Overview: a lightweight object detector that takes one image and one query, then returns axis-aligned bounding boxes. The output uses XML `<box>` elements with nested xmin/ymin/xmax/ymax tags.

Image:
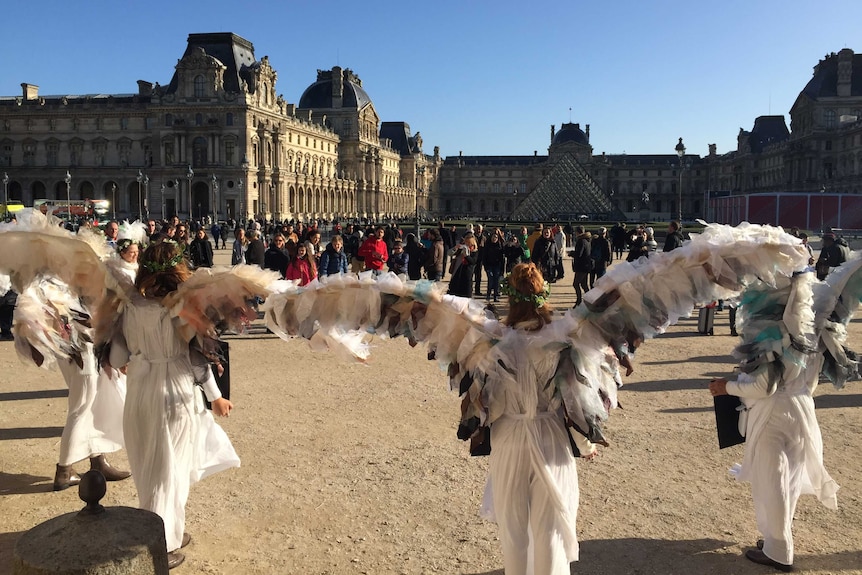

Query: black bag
<box><xmin>698</xmin><ymin>306</ymin><xmax>715</xmax><ymax>335</ymax></box>
<box><xmin>714</xmin><ymin>395</ymin><xmax>745</xmax><ymax>449</ymax></box>
<box><xmin>204</xmin><ymin>340</ymin><xmax>231</xmax><ymax>410</ymax></box>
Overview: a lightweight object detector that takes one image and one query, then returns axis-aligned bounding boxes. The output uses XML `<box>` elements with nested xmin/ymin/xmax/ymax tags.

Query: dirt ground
<box><xmin>1</xmin><ymin>249</ymin><xmax>861</xmax><ymax>575</ymax></box>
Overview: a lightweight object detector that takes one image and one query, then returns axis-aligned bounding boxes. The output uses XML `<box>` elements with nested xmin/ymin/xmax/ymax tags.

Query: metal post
<box><xmin>211</xmin><ymin>173</ymin><xmax>219</xmax><ymax>223</ymax></box>
<box><xmin>144</xmin><ymin>174</ymin><xmax>149</xmax><ymax>219</ymax></box>
<box><xmin>136</xmin><ymin>170</ymin><xmax>143</xmax><ymax>221</ymax></box>
<box><xmin>675</xmin><ymin>137</ymin><xmax>686</xmax><ymax>222</ymax></box>
<box><xmin>160</xmin><ymin>183</ymin><xmax>166</xmax><ymax>221</ymax></box>
<box><xmin>64</xmin><ymin>171</ymin><xmax>72</xmax><ymax>224</ymax></box>
<box><xmin>820</xmin><ymin>184</ymin><xmax>825</xmax><ymax>233</ymax></box>
<box><xmin>111</xmin><ymin>183</ymin><xmax>116</xmax><ymax>221</ymax></box>
<box><xmin>186</xmin><ymin>165</ymin><xmax>194</xmax><ymax>222</ymax></box>
<box><xmin>2</xmin><ymin>172</ymin><xmax>8</xmax><ymax>221</ymax></box>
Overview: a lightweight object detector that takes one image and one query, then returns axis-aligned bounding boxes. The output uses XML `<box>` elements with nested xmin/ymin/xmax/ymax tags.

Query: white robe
<box><xmin>478</xmin><ymin>332</ymin><xmax>590</xmax><ymax>575</ymax></box>
<box><xmin>727</xmin><ymin>357</ymin><xmax>839</xmax><ymax>565</ymax></box>
<box><xmin>112</xmin><ymin>296</ymin><xmax>239</xmax><ymax>553</ymax></box>
<box><xmin>56</xmin><ymin>343</ymin><xmax>125</xmax><ymax>465</ymax></box>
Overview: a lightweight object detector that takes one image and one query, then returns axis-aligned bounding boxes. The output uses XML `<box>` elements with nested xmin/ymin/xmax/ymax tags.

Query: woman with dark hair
<box><xmin>447</xmin><ymin>233</ymin><xmax>478</xmax><ymax>297</ymax></box>
<box><xmin>109</xmin><ymin>240</ymin><xmax>238</xmax><ymax>569</ymax></box>
<box><xmin>285</xmin><ymin>241</ymin><xmax>318</xmax><ymax>286</ymax></box>
<box><xmin>188</xmin><ymin>228</ymin><xmax>214</xmax><ymax>268</ymax></box>
<box><xmin>404</xmin><ymin>233</ymin><xmax>426</xmax><ymax>280</ymax></box>
<box><xmin>424</xmin><ymin>228</ymin><xmax>445</xmax><ymax>281</ymax></box>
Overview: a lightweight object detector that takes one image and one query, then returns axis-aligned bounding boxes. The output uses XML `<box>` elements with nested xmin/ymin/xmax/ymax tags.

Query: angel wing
<box><xmin>261</xmin><ymin>222</ymin><xmax>810</xmax><ymax>449</ymax></box>
<box><xmin>812</xmin><ymin>252</ymin><xmax>862</xmax><ymax>387</ymax></box>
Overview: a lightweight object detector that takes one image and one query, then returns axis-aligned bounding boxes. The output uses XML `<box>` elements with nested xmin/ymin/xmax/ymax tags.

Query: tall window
<box><xmin>493</xmin><ymin>182</ymin><xmax>500</xmax><ymax>194</ymax></box>
<box><xmin>479</xmin><ymin>183</ymin><xmax>486</xmax><ymax>194</ymax></box>
<box><xmin>22</xmin><ymin>143</ymin><xmax>35</xmax><ymax>167</ymax></box>
<box><xmin>194</xmin><ymin>75</ymin><xmax>206</xmax><ymax>98</ymax></box>
<box><xmin>225</xmin><ymin>141</ymin><xmax>235</xmax><ymax>166</ymax></box>
<box><xmin>825</xmin><ymin>109</ymin><xmax>837</xmax><ymax>129</ymax></box>
<box><xmin>193</xmin><ymin>137</ymin><xmax>208</xmax><ymax>167</ymax></box>
<box><xmin>165</xmin><ymin>113</ymin><xmax>173</xmax><ymax>127</ymax></box>
<box><xmin>195</xmin><ymin>113</ymin><xmax>203</xmax><ymax>127</ymax></box>
<box><xmin>46</xmin><ymin>143</ymin><xmax>59</xmax><ymax>167</ymax></box>
<box><xmin>226</xmin><ymin>113</ymin><xmax>234</xmax><ymax>126</ymax></box>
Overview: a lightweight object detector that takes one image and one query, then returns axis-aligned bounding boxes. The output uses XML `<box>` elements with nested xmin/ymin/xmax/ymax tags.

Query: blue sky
<box><xmin>2</xmin><ymin>0</ymin><xmax>860</xmax><ymax>159</ymax></box>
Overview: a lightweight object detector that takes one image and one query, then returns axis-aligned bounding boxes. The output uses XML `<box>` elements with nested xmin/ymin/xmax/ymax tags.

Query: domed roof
<box><xmin>553</xmin><ymin>123</ymin><xmax>589</xmax><ymax>145</ymax></box>
<box><xmin>299</xmin><ymin>66</ymin><xmax>372</xmax><ymax>110</ymax></box>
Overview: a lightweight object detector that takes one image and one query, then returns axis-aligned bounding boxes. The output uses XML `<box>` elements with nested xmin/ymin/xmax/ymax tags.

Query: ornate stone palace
<box><xmin>0</xmin><ymin>32</ymin><xmax>439</xmax><ymax>223</ymax></box>
<box><xmin>1</xmin><ymin>35</ymin><xmax>861</xmax><ymax>224</ymax></box>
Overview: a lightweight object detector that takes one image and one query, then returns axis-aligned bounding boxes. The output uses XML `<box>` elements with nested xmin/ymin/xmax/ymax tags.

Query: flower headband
<box><xmin>116</xmin><ymin>238</ymin><xmax>136</xmax><ymax>253</ymax></box>
<box><xmin>499</xmin><ymin>274</ymin><xmax>550</xmax><ymax>308</ymax></box>
<box><xmin>140</xmin><ymin>240</ymin><xmax>184</xmax><ymax>272</ymax></box>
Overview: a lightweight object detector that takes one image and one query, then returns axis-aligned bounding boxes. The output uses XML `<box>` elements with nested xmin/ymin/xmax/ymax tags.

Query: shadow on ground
<box><xmin>0</xmin><ymin>426</ymin><xmax>63</xmax><ymax>441</ymax></box>
<box><xmin>0</xmin><ymin>389</ymin><xmax>67</xmax><ymax>402</ymax></box>
<box><xmin>0</xmin><ymin>472</ymin><xmax>52</xmax><ymax>495</ymax></box>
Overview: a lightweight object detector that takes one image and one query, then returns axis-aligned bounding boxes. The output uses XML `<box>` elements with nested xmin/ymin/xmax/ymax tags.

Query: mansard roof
<box><xmin>801</xmin><ymin>48</ymin><xmax>862</xmax><ymax>99</ymax></box>
<box><xmin>166</xmin><ymin>32</ymin><xmax>257</xmax><ymax>94</ymax></box>
<box><xmin>747</xmin><ymin>116</ymin><xmax>790</xmax><ymax>153</ymax></box>
<box><xmin>379</xmin><ymin>122</ymin><xmax>419</xmax><ymax>156</ymax></box>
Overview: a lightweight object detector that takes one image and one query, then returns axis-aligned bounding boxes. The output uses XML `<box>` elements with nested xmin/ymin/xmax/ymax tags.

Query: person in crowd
<box><xmin>815</xmin><ymin>232</ymin><xmax>846</xmax><ymax>281</ymax></box>
<box><xmin>799</xmin><ymin>232</ymin><xmax>815</xmax><ymax>266</ymax></box>
<box><xmin>188</xmin><ymin>228</ymin><xmax>214</xmax><ymax>269</ymax></box>
<box><xmin>570</xmin><ymin>226</ymin><xmax>592</xmax><ymax>307</ymax></box>
<box><xmin>486</xmin><ymin>262</ymin><xmax>596</xmax><ymax>575</ymax></box>
<box><xmin>318</xmin><ymin>235</ymin><xmax>349</xmax><ymax>278</ymax></box>
<box><xmin>626</xmin><ymin>227</ymin><xmax>649</xmax><ymax>262</ymax></box>
<box><xmin>387</xmin><ymin>240</ymin><xmax>409</xmax><ymax>276</ymax></box>
<box><xmin>448</xmin><ymin>233</ymin><xmax>479</xmax><ymax>297</ymax></box>
<box><xmin>146</xmin><ymin>219</ymin><xmax>158</xmax><ymax>240</ymax></box>
<box><xmin>210</xmin><ymin>222</ymin><xmax>222</xmax><ymax>250</ymax></box>
<box><xmin>425</xmin><ymin>228</ymin><xmax>445</xmax><ymax>281</ymax></box>
<box><xmin>610</xmin><ymin>222</ymin><xmax>627</xmax><ymax>260</ymax></box>
<box><xmin>175</xmin><ymin>224</ymin><xmax>191</xmax><ymax>246</ymax></box>
<box><xmin>644</xmin><ymin>227</ymin><xmax>658</xmax><ymax>252</ymax></box>
<box><xmin>231</xmin><ymin>228</ymin><xmax>247</xmax><ymax>266</ymax></box>
<box><xmin>108</xmin><ymin>241</ymin><xmax>237</xmax><ymax>569</ymax></box>
<box><xmin>663</xmin><ymin>220</ymin><xmax>685</xmax><ymax>252</ymax></box>
<box><xmin>404</xmin><ymin>233</ymin><xmax>426</xmax><ymax>280</ymax></box>
<box><xmin>358</xmin><ymin>226</ymin><xmax>389</xmax><ymax>275</ymax></box>
<box><xmin>285</xmin><ymin>242</ymin><xmax>318</xmax><ymax>286</ymax></box>
<box><xmin>526</xmin><ymin>224</ymin><xmax>543</xmax><ymax>255</ymax></box>
<box><xmin>531</xmin><ymin>226</ymin><xmax>560</xmax><ymax>285</ymax></box>
<box><xmin>244</xmin><ymin>229</ymin><xmax>266</xmax><ymax>268</ymax></box>
<box><xmin>517</xmin><ymin>226</ymin><xmax>531</xmax><ymax>263</ymax></box>
<box><xmin>504</xmin><ymin>234</ymin><xmax>526</xmax><ymax>273</ymax></box>
<box><xmin>483</xmin><ymin>228</ymin><xmax>505</xmax><ymax>302</ymax></box>
<box><xmin>473</xmin><ymin>224</ymin><xmax>487</xmax><ymax>296</ymax></box>
<box><xmin>264</xmin><ymin>233</ymin><xmax>291</xmax><ymax>279</ymax></box>
<box><xmin>589</xmin><ymin>227</ymin><xmax>612</xmax><ymax>289</ymax></box>
<box><xmin>438</xmin><ymin>223</ymin><xmax>454</xmax><ymax>280</ymax></box>
<box><xmin>553</xmin><ymin>225</ymin><xmax>567</xmax><ymax>280</ymax></box>
<box><xmin>105</xmin><ymin>221</ymin><xmax>120</xmax><ymax>249</ymax></box>
<box><xmin>0</xmin><ymin>282</ymin><xmax>15</xmax><ymax>341</ymax></box>
<box><xmin>307</xmin><ymin>229</ymin><xmax>323</xmax><ymax>264</ymax></box>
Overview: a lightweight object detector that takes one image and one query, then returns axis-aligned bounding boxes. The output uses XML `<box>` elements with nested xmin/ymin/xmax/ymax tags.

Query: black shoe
<box><xmin>757</xmin><ymin>539</ymin><xmax>764</xmax><ymax>550</ymax></box>
<box><xmin>0</xmin><ymin>332</ymin><xmax>13</xmax><ymax>341</ymax></box>
<box><xmin>730</xmin><ymin>330</ymin><xmax>739</xmax><ymax>337</ymax></box>
<box><xmin>167</xmin><ymin>551</ymin><xmax>185</xmax><ymax>569</ymax></box>
<box><xmin>745</xmin><ymin>549</ymin><xmax>793</xmax><ymax>572</ymax></box>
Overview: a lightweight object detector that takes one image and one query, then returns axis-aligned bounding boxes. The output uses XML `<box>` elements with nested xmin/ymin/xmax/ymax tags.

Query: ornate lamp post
<box><xmin>64</xmin><ymin>171</ymin><xmax>72</xmax><ymax>223</ymax></box>
<box><xmin>240</xmin><ymin>154</ymin><xmax>249</xmax><ymax>225</ymax></box>
<box><xmin>136</xmin><ymin>170</ymin><xmax>144</xmax><ymax>221</ymax></box>
<box><xmin>111</xmin><ymin>183</ymin><xmax>116</xmax><ymax>220</ymax></box>
<box><xmin>143</xmin><ymin>173</ymin><xmax>149</xmax><ymax>219</ymax></box>
<box><xmin>211</xmin><ymin>173</ymin><xmax>219</xmax><ymax>223</ymax></box>
<box><xmin>675</xmin><ymin>137</ymin><xmax>686</xmax><ymax>222</ymax></box>
<box><xmin>415</xmin><ymin>165</ymin><xmax>425</xmax><ymax>237</ymax></box>
<box><xmin>820</xmin><ymin>184</ymin><xmax>826</xmax><ymax>233</ymax></box>
<box><xmin>2</xmin><ymin>172</ymin><xmax>8</xmax><ymax>221</ymax></box>
<box><xmin>185</xmin><ymin>165</ymin><xmax>194</xmax><ymax>222</ymax></box>
<box><xmin>160</xmin><ymin>183</ymin><xmax>166</xmax><ymax>221</ymax></box>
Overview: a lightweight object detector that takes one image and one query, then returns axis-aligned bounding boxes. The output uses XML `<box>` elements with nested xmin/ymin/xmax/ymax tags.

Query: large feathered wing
<box><xmin>812</xmin><ymin>252</ymin><xmax>862</xmax><ymax>387</ymax></box>
<box><xmin>262</xmin><ymin>223</ymin><xmax>811</xmax><ymax>448</ymax></box>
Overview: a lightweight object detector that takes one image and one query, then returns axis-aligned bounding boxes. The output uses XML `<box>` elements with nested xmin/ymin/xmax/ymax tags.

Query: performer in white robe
<box><xmin>710</xmin><ymin>272</ymin><xmax>839</xmax><ymax>572</ymax></box>
<box><xmin>109</xmin><ymin>241</ymin><xmax>239</xmax><ymax>569</ymax></box>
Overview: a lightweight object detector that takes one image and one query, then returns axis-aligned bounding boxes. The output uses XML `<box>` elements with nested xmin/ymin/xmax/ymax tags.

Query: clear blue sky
<box><xmin>2</xmin><ymin>0</ymin><xmax>860</xmax><ymax>159</ymax></box>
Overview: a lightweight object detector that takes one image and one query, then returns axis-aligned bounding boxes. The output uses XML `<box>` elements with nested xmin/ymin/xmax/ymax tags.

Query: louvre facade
<box><xmin>2</xmin><ymin>37</ymin><xmax>862</xmax><ymax>225</ymax></box>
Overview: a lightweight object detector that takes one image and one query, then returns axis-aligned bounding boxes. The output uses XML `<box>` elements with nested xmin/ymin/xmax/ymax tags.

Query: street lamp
<box><xmin>64</xmin><ymin>171</ymin><xmax>72</xmax><ymax>224</ymax></box>
<box><xmin>136</xmin><ymin>170</ymin><xmax>144</xmax><ymax>221</ymax></box>
<box><xmin>674</xmin><ymin>137</ymin><xmax>686</xmax><ymax>223</ymax></box>
<box><xmin>2</xmin><ymin>172</ymin><xmax>8</xmax><ymax>221</ymax></box>
<box><xmin>143</xmin><ymin>173</ymin><xmax>149</xmax><ymax>219</ymax></box>
<box><xmin>240</xmin><ymin>154</ymin><xmax>250</xmax><ymax>225</ymax></box>
<box><xmin>160</xmin><ymin>183</ymin><xmax>166</xmax><ymax>221</ymax></box>
<box><xmin>415</xmin><ymin>165</ymin><xmax>425</xmax><ymax>237</ymax></box>
<box><xmin>111</xmin><ymin>183</ymin><xmax>116</xmax><ymax>220</ymax></box>
<box><xmin>820</xmin><ymin>184</ymin><xmax>826</xmax><ymax>233</ymax></box>
<box><xmin>186</xmin><ymin>165</ymin><xmax>194</xmax><ymax>222</ymax></box>
<box><xmin>211</xmin><ymin>173</ymin><xmax>219</xmax><ymax>223</ymax></box>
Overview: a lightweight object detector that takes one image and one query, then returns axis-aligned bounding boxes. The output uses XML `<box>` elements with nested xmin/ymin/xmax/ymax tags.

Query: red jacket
<box><xmin>358</xmin><ymin>237</ymin><xmax>389</xmax><ymax>271</ymax></box>
<box><xmin>285</xmin><ymin>259</ymin><xmax>316</xmax><ymax>286</ymax></box>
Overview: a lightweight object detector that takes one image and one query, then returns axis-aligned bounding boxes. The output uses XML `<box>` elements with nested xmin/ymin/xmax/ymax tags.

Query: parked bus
<box><xmin>33</xmin><ymin>198</ymin><xmax>111</xmax><ymax>220</ymax></box>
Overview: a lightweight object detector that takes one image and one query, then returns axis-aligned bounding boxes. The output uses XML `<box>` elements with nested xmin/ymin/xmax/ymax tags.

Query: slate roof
<box><xmin>166</xmin><ymin>33</ymin><xmax>257</xmax><ymax>95</ymax></box>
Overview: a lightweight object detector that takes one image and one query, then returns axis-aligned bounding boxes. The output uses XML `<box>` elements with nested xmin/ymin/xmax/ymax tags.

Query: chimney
<box><xmin>137</xmin><ymin>80</ymin><xmax>153</xmax><ymax>96</ymax></box>
<box><xmin>550</xmin><ymin>125</ymin><xmax>555</xmax><ymax>143</ymax></box>
<box><xmin>585</xmin><ymin>124</ymin><xmax>590</xmax><ymax>141</ymax></box>
<box><xmin>709</xmin><ymin>143</ymin><xmax>717</xmax><ymax>156</ymax></box>
<box><xmin>837</xmin><ymin>48</ymin><xmax>854</xmax><ymax>97</ymax></box>
<box><xmin>21</xmin><ymin>83</ymin><xmax>39</xmax><ymax>101</ymax></box>
<box><xmin>331</xmin><ymin>66</ymin><xmax>344</xmax><ymax>108</ymax></box>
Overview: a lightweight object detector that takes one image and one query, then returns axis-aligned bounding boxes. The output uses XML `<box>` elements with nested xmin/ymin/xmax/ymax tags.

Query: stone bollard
<box><xmin>13</xmin><ymin>470</ymin><xmax>169</xmax><ymax>575</ymax></box>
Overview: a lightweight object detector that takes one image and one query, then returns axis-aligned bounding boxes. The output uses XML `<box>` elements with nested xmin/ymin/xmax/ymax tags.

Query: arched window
<box><xmin>194</xmin><ymin>75</ymin><xmax>206</xmax><ymax>98</ymax></box>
